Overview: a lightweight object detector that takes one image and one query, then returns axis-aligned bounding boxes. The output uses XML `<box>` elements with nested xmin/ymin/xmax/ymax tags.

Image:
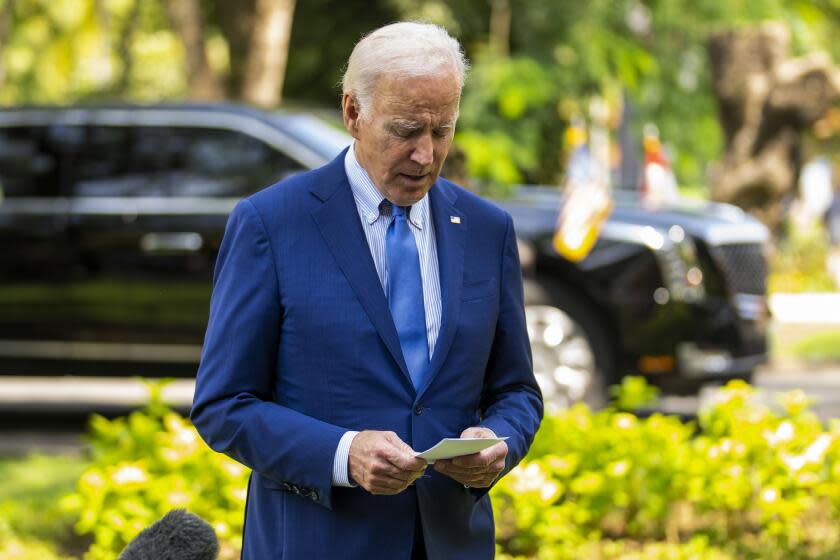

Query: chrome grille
<box><xmin>711</xmin><ymin>243</ymin><xmax>767</xmax><ymax>295</ymax></box>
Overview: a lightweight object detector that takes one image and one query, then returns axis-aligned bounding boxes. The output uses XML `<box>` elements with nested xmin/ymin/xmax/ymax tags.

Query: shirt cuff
<box><xmin>332</xmin><ymin>430</ymin><xmax>359</xmax><ymax>487</ymax></box>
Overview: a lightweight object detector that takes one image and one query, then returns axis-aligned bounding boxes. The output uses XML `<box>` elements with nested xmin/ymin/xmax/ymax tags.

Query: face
<box><xmin>343</xmin><ymin>70</ymin><xmax>461</xmax><ymax>207</ymax></box>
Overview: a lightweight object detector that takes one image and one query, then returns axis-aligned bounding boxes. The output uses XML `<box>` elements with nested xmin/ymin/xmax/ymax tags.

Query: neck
<box><xmin>352</xmin><ymin>143</ymin><xmax>389</xmax><ymax>200</ymax></box>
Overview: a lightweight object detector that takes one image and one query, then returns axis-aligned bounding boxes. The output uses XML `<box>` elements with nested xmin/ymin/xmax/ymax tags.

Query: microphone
<box><xmin>118</xmin><ymin>509</ymin><xmax>219</xmax><ymax>560</ymax></box>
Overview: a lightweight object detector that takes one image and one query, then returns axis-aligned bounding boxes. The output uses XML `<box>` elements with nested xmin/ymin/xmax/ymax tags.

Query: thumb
<box><xmin>385</xmin><ymin>434</ymin><xmax>422</xmax><ymax>463</ymax></box>
<box><xmin>384</xmin><ymin>431</ymin><xmax>411</xmax><ymax>451</ymax></box>
<box><xmin>395</xmin><ymin>438</ymin><xmax>417</xmax><ymax>456</ymax></box>
<box><xmin>461</xmin><ymin>427</ymin><xmax>496</xmax><ymax>439</ymax></box>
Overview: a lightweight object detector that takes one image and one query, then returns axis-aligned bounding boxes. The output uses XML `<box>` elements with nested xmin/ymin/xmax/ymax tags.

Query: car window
<box><xmin>72</xmin><ymin>125</ymin><xmax>306</xmax><ymax>198</ymax></box>
<box><xmin>0</xmin><ymin>126</ymin><xmax>62</xmax><ymax>197</ymax></box>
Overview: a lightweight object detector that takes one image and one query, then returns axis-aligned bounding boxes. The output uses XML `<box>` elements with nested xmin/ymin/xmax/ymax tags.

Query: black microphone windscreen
<box><xmin>118</xmin><ymin>509</ymin><xmax>219</xmax><ymax>560</ymax></box>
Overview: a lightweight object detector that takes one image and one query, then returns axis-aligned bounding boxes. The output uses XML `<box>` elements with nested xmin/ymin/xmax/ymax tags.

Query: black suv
<box><xmin>0</xmin><ymin>104</ymin><xmax>769</xmax><ymax>409</ymax></box>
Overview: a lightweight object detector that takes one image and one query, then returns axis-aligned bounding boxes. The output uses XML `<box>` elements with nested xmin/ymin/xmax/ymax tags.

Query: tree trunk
<box><xmin>164</xmin><ymin>0</ymin><xmax>225</xmax><ymax>100</ymax></box>
<box><xmin>707</xmin><ymin>23</ymin><xmax>840</xmax><ymax>233</ymax></box>
<box><xmin>489</xmin><ymin>0</ymin><xmax>511</xmax><ymax>57</ymax></box>
<box><xmin>92</xmin><ymin>0</ymin><xmax>116</xmax><ymax>89</ymax></box>
<box><xmin>241</xmin><ymin>0</ymin><xmax>296</xmax><ymax>108</ymax></box>
<box><xmin>114</xmin><ymin>0</ymin><xmax>141</xmax><ymax>95</ymax></box>
<box><xmin>212</xmin><ymin>0</ymin><xmax>257</xmax><ymax>96</ymax></box>
<box><xmin>0</xmin><ymin>0</ymin><xmax>15</xmax><ymax>90</ymax></box>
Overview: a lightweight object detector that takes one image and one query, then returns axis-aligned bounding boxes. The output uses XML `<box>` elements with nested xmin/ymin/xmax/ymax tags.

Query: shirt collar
<box><xmin>344</xmin><ymin>142</ymin><xmax>428</xmax><ymax>230</ymax></box>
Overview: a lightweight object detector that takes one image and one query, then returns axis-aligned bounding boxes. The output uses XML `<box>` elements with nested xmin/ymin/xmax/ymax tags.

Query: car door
<box><xmin>0</xmin><ymin>121</ymin><xmax>79</xmax><ymax>374</ymax></box>
<box><xmin>63</xmin><ymin>112</ymin><xmax>307</xmax><ymax>374</ymax></box>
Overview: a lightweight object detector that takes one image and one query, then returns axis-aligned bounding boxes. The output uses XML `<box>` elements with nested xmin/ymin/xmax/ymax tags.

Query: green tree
<box><xmin>398</xmin><ymin>0</ymin><xmax>840</xmax><ymax>188</ymax></box>
<box><xmin>4</xmin><ymin>0</ymin><xmax>840</xmax><ymax>190</ymax></box>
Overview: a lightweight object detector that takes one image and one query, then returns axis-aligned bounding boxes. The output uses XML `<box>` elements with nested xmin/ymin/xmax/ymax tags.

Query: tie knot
<box><xmin>390</xmin><ymin>204</ymin><xmax>409</xmax><ymax>219</ymax></box>
<box><xmin>380</xmin><ymin>200</ymin><xmax>411</xmax><ymax>221</ymax></box>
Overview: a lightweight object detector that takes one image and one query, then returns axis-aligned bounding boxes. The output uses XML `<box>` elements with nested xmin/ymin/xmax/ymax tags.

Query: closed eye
<box><xmin>389</xmin><ymin>123</ymin><xmax>453</xmax><ymax>139</ymax></box>
<box><xmin>390</xmin><ymin>122</ymin><xmax>421</xmax><ymax>138</ymax></box>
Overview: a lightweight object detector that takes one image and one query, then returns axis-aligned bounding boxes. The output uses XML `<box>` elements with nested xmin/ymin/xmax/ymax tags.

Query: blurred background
<box><xmin>4</xmin><ymin>0</ymin><xmax>840</xmax><ymax>558</ymax></box>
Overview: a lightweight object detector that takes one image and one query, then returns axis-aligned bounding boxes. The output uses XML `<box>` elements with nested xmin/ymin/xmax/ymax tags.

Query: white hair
<box><xmin>342</xmin><ymin>22</ymin><xmax>469</xmax><ymax>118</ymax></box>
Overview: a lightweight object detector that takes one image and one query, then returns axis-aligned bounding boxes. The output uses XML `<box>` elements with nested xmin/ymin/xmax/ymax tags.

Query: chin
<box><xmin>386</xmin><ymin>186</ymin><xmax>430</xmax><ymax>206</ymax></box>
<box><xmin>396</xmin><ymin>190</ymin><xmax>430</xmax><ymax>206</ymax></box>
<box><xmin>400</xmin><ymin>180</ymin><xmax>439</xmax><ymax>203</ymax></box>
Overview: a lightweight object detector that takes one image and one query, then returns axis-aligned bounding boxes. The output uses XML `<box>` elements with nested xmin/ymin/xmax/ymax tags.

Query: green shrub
<box><xmin>61</xmin><ymin>380</ymin><xmax>248</xmax><ymax>560</ymax></box>
<box><xmin>0</xmin><ymin>453</ymin><xmax>90</xmax><ymax>558</ymax></box>
<box><xmin>492</xmin><ymin>378</ymin><xmax>840</xmax><ymax>559</ymax></box>
<box><xmin>64</xmin><ymin>377</ymin><xmax>840</xmax><ymax>559</ymax></box>
<box><xmin>769</xmin><ymin>224</ymin><xmax>836</xmax><ymax>293</ymax></box>
<box><xmin>0</xmin><ymin>517</ymin><xmax>73</xmax><ymax>560</ymax></box>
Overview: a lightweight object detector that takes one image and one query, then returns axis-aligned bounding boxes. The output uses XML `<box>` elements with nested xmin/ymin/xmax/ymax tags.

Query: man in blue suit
<box><xmin>191</xmin><ymin>22</ymin><xmax>542</xmax><ymax>559</ymax></box>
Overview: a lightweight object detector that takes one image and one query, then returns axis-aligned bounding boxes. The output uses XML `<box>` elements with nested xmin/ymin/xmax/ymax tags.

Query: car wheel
<box><xmin>524</xmin><ymin>281</ymin><xmax>615</xmax><ymax>411</ymax></box>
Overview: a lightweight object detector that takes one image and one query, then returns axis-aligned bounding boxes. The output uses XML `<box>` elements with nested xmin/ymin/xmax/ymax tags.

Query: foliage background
<box><xmin>1</xmin><ymin>379</ymin><xmax>837</xmax><ymax>559</ymax></box>
<box><xmin>4</xmin><ymin>0</ymin><xmax>840</xmax><ymax>188</ymax></box>
<box><xmin>4</xmin><ymin>1</ymin><xmax>840</xmax><ymax>557</ymax></box>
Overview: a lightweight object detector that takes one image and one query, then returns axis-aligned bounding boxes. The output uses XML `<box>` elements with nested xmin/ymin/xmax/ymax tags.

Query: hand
<box><xmin>348</xmin><ymin>431</ymin><xmax>428</xmax><ymax>495</ymax></box>
<box><xmin>433</xmin><ymin>427</ymin><xmax>507</xmax><ymax>488</ymax></box>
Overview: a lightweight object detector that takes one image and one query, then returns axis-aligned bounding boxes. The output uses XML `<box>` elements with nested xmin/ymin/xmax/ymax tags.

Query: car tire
<box><xmin>523</xmin><ymin>279</ymin><xmax>616</xmax><ymax>411</ymax></box>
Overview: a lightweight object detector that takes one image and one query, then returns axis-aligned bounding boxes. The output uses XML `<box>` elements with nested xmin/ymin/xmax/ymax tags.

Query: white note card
<box><xmin>415</xmin><ymin>437</ymin><xmax>508</xmax><ymax>463</ymax></box>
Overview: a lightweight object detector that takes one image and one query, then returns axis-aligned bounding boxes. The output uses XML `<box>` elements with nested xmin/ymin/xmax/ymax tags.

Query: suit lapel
<box><xmin>310</xmin><ymin>153</ymin><xmax>414</xmax><ymax>391</ymax></box>
<box><xmin>417</xmin><ymin>181</ymin><xmax>464</xmax><ymax>399</ymax></box>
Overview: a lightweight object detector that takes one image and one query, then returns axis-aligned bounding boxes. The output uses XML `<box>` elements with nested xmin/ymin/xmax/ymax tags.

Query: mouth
<box><xmin>398</xmin><ymin>172</ymin><xmax>430</xmax><ymax>184</ymax></box>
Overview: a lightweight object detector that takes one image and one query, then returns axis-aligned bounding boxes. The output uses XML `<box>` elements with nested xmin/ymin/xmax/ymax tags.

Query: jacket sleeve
<box><xmin>476</xmin><ymin>213</ymin><xmax>544</xmax><ymax>496</ymax></box>
<box><xmin>190</xmin><ymin>198</ymin><xmax>346</xmax><ymax>510</ymax></box>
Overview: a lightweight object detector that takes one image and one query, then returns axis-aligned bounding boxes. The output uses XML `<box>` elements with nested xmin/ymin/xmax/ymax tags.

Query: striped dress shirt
<box><xmin>332</xmin><ymin>143</ymin><xmax>443</xmax><ymax>486</ymax></box>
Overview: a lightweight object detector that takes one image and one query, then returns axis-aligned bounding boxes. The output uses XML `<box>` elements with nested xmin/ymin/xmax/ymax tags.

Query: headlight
<box><xmin>599</xmin><ymin>222</ymin><xmax>706</xmax><ymax>303</ymax></box>
<box><xmin>652</xmin><ymin>229</ymin><xmax>706</xmax><ymax>303</ymax></box>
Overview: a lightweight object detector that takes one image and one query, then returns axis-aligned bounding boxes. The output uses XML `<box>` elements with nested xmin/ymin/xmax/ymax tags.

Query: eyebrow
<box><xmin>391</xmin><ymin>120</ymin><xmax>455</xmax><ymax>130</ymax></box>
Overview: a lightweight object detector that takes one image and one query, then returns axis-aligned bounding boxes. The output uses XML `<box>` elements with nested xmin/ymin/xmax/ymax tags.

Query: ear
<box><xmin>342</xmin><ymin>93</ymin><xmax>362</xmax><ymax>139</ymax></box>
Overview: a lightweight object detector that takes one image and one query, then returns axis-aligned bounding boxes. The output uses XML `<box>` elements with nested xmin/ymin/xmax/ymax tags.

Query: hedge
<box><xmin>57</xmin><ymin>378</ymin><xmax>840</xmax><ymax>559</ymax></box>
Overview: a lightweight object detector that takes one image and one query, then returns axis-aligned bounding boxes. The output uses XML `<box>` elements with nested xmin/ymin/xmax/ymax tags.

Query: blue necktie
<box><xmin>385</xmin><ymin>204</ymin><xmax>429</xmax><ymax>390</ymax></box>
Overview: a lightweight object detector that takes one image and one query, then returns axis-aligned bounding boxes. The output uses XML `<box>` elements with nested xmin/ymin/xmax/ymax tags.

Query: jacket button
<box><xmin>414</xmin><ymin>405</ymin><xmax>423</xmax><ymax>415</ymax></box>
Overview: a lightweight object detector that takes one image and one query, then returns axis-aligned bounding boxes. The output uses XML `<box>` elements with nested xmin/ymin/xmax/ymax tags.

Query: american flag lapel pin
<box><xmin>450</xmin><ymin>216</ymin><xmax>461</xmax><ymax>224</ymax></box>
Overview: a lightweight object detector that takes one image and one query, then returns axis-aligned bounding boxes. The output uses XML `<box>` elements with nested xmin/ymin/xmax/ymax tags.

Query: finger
<box><xmin>406</xmin><ymin>469</ymin><xmax>426</xmax><ymax>486</ymax></box>
<box><xmin>368</xmin><ymin>482</ymin><xmax>410</xmax><ymax>495</ymax></box>
<box><xmin>384</xmin><ymin>447</ymin><xmax>427</xmax><ymax>473</ymax></box>
<box><xmin>378</xmin><ymin>466</ymin><xmax>416</xmax><ymax>483</ymax></box>
<box><xmin>461</xmin><ymin>470</ymin><xmax>501</xmax><ymax>487</ymax></box>
<box><xmin>365</xmin><ymin>472</ymin><xmax>414</xmax><ymax>494</ymax></box>
<box><xmin>386</xmin><ymin>455</ymin><xmax>427</xmax><ymax>475</ymax></box>
<box><xmin>368</xmin><ymin>441</ymin><xmax>422</xmax><ymax>474</ymax></box>
<box><xmin>461</xmin><ymin>427</ymin><xmax>495</xmax><ymax>439</ymax></box>
<box><xmin>437</xmin><ymin>462</ymin><xmax>489</xmax><ymax>477</ymax></box>
<box><xmin>390</xmin><ymin>435</ymin><xmax>419</xmax><ymax>456</ymax></box>
<box><xmin>434</xmin><ymin>461</ymin><xmax>483</xmax><ymax>477</ymax></box>
<box><xmin>453</xmin><ymin>442</ymin><xmax>507</xmax><ymax>468</ymax></box>
<box><xmin>439</xmin><ymin>457</ymin><xmax>505</xmax><ymax>477</ymax></box>
<box><xmin>383</xmin><ymin>431</ymin><xmax>419</xmax><ymax>458</ymax></box>
<box><xmin>382</xmin><ymin>434</ymin><xmax>428</xmax><ymax>472</ymax></box>
<box><xmin>478</xmin><ymin>468</ymin><xmax>504</xmax><ymax>486</ymax></box>
<box><xmin>432</xmin><ymin>462</ymin><xmax>468</xmax><ymax>485</ymax></box>
<box><xmin>452</xmin><ymin>451</ymin><xmax>494</xmax><ymax>469</ymax></box>
<box><xmin>370</xmin><ymin>458</ymin><xmax>418</xmax><ymax>482</ymax></box>
<box><xmin>434</xmin><ymin>466</ymin><xmax>488</xmax><ymax>487</ymax></box>
<box><xmin>399</xmin><ymin>464</ymin><xmax>427</xmax><ymax>483</ymax></box>
<box><xmin>393</xmin><ymin>455</ymin><xmax>428</xmax><ymax>472</ymax></box>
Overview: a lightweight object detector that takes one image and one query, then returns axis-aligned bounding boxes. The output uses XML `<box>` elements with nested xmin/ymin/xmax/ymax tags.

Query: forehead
<box><xmin>372</xmin><ymin>72</ymin><xmax>461</xmax><ymax>122</ymax></box>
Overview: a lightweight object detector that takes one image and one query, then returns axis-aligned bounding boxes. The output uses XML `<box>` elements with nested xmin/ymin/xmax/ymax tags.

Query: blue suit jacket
<box><xmin>191</xmin><ymin>150</ymin><xmax>543</xmax><ymax>559</ymax></box>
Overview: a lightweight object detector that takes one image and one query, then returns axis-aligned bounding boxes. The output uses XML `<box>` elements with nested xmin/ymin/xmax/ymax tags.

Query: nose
<box><xmin>410</xmin><ymin>134</ymin><xmax>434</xmax><ymax>167</ymax></box>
